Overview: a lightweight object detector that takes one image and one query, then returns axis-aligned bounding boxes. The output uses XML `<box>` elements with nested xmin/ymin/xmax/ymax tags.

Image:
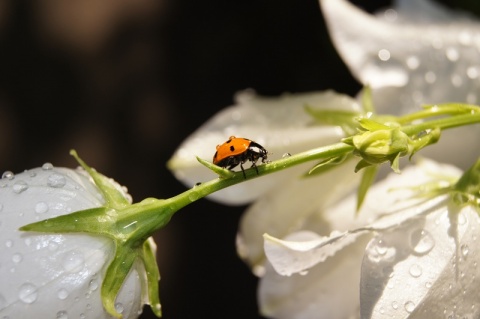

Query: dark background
<box><xmin>0</xmin><ymin>0</ymin><xmax>478</xmax><ymax>318</ymax></box>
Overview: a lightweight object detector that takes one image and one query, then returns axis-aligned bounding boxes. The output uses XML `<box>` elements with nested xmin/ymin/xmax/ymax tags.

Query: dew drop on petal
<box><xmin>445</xmin><ymin>47</ymin><xmax>459</xmax><ymax>62</ymax></box>
<box><xmin>115</xmin><ymin>303</ymin><xmax>124</xmax><ymax>314</ymax></box>
<box><xmin>2</xmin><ymin>171</ymin><xmax>14</xmax><ymax>180</ymax></box>
<box><xmin>57</xmin><ymin>288</ymin><xmax>69</xmax><ymax>300</ymax></box>
<box><xmin>56</xmin><ymin>310</ymin><xmax>68</xmax><ymax>319</ymax></box>
<box><xmin>406</xmin><ymin>56</ymin><xmax>420</xmax><ymax>70</ymax></box>
<box><xmin>409</xmin><ymin>229</ymin><xmax>435</xmax><ymax>255</ymax></box>
<box><xmin>409</xmin><ymin>264</ymin><xmax>422</xmax><ymax>278</ymax></box>
<box><xmin>12</xmin><ymin>253</ymin><xmax>23</xmax><ymax>264</ymax></box>
<box><xmin>378</xmin><ymin>49</ymin><xmax>391</xmax><ymax>61</ymax></box>
<box><xmin>391</xmin><ymin>301</ymin><xmax>399</xmax><ymax>310</ymax></box>
<box><xmin>461</xmin><ymin>244</ymin><xmax>469</xmax><ymax>257</ymax></box>
<box><xmin>425</xmin><ymin>71</ymin><xmax>437</xmax><ymax>84</ymax></box>
<box><xmin>42</xmin><ymin>163</ymin><xmax>53</xmax><ymax>170</ymax></box>
<box><xmin>12</xmin><ymin>180</ymin><xmax>28</xmax><ymax>194</ymax></box>
<box><xmin>425</xmin><ymin>281</ymin><xmax>432</xmax><ymax>288</ymax></box>
<box><xmin>404</xmin><ymin>301</ymin><xmax>415</xmax><ymax>313</ymax></box>
<box><xmin>18</xmin><ymin>283</ymin><xmax>38</xmax><ymax>304</ymax></box>
<box><xmin>62</xmin><ymin>251</ymin><xmax>85</xmax><ymax>273</ymax></box>
<box><xmin>5</xmin><ymin>239</ymin><xmax>13</xmax><ymax>248</ymax></box>
<box><xmin>282</xmin><ymin>153</ymin><xmax>291</xmax><ymax>158</ymax></box>
<box><xmin>48</xmin><ymin>173</ymin><xmax>66</xmax><ymax>188</ymax></box>
<box><xmin>35</xmin><ymin>202</ymin><xmax>49</xmax><ymax>214</ymax></box>
<box><xmin>89</xmin><ymin>279</ymin><xmax>99</xmax><ymax>291</ymax></box>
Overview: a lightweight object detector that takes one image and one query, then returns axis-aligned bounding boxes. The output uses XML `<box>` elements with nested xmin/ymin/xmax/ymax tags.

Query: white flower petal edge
<box><xmin>0</xmin><ymin>166</ymin><xmax>146</xmax><ymax>319</ymax></box>
<box><xmin>320</xmin><ymin>0</ymin><xmax>480</xmax><ymax>169</ymax></box>
<box><xmin>168</xmin><ymin>89</ymin><xmax>360</xmax><ymax>205</ymax></box>
<box><xmin>361</xmin><ymin>203</ymin><xmax>480</xmax><ymax>318</ymax></box>
<box><xmin>260</xmin><ymin>158</ymin><xmax>463</xmax><ymax>319</ymax></box>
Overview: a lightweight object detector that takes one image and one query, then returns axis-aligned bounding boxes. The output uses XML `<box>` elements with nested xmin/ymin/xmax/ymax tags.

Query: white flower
<box><xmin>168</xmin><ymin>89</ymin><xmax>361</xmax><ymax>205</ymax></box>
<box><xmin>320</xmin><ymin>0</ymin><xmax>480</xmax><ymax>168</ymax></box>
<box><xmin>0</xmin><ymin>165</ymin><xmax>148</xmax><ymax>318</ymax></box>
<box><xmin>261</xmin><ymin>158</ymin><xmax>480</xmax><ymax>318</ymax></box>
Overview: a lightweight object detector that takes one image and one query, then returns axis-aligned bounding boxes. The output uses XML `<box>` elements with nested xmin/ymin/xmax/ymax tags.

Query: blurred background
<box><xmin>0</xmin><ymin>0</ymin><xmax>477</xmax><ymax>318</ymax></box>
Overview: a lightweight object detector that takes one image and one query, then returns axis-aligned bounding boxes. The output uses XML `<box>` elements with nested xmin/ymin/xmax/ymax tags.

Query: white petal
<box><xmin>259</xmin><ymin>235</ymin><xmax>371</xmax><ymax>319</ymax></box>
<box><xmin>320</xmin><ymin>0</ymin><xmax>480</xmax><ymax>169</ymax></box>
<box><xmin>262</xmin><ymin>158</ymin><xmax>462</xmax><ymax>276</ymax></box>
<box><xmin>0</xmin><ymin>167</ymin><xmax>144</xmax><ymax>318</ymax></box>
<box><xmin>168</xmin><ymin>89</ymin><xmax>360</xmax><ymax>205</ymax></box>
<box><xmin>361</xmin><ymin>205</ymin><xmax>480</xmax><ymax>318</ymax></box>
<box><xmin>237</xmin><ymin>159</ymin><xmax>359</xmax><ymax>273</ymax></box>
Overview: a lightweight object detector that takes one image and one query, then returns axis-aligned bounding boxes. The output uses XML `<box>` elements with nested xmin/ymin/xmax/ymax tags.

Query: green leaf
<box><xmin>356</xmin><ymin>165</ymin><xmax>378</xmax><ymax>212</ymax></box>
<box><xmin>354</xmin><ymin>159</ymin><xmax>373</xmax><ymax>173</ymax></box>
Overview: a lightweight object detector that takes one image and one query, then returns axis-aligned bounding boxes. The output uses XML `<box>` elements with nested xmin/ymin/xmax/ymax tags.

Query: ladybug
<box><xmin>213</xmin><ymin>136</ymin><xmax>268</xmax><ymax>178</ymax></box>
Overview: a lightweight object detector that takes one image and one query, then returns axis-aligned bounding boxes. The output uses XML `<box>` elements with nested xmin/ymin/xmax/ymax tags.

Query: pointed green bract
<box><xmin>452</xmin><ymin>158</ymin><xmax>480</xmax><ymax>207</ymax></box>
<box><xmin>70</xmin><ymin>149</ymin><xmax>130</xmax><ymax>209</ymax></box>
<box><xmin>142</xmin><ymin>239</ymin><xmax>162</xmax><ymax>317</ymax></box>
<box><xmin>356</xmin><ymin>165</ymin><xmax>378</xmax><ymax>212</ymax></box>
<box><xmin>101</xmin><ymin>244</ymin><xmax>138</xmax><ymax>318</ymax></box>
<box><xmin>196</xmin><ymin>156</ymin><xmax>235</xmax><ymax>178</ymax></box>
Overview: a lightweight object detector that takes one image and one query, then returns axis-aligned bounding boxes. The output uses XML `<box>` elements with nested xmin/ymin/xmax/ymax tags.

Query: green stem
<box><xmin>402</xmin><ymin>113</ymin><xmax>480</xmax><ymax>135</ymax></box>
<box><xmin>163</xmin><ymin>142</ymin><xmax>354</xmax><ymax>212</ymax></box>
<box><xmin>397</xmin><ymin>104</ymin><xmax>480</xmax><ymax>124</ymax></box>
<box><xmin>147</xmin><ymin>111</ymin><xmax>480</xmax><ymax>222</ymax></box>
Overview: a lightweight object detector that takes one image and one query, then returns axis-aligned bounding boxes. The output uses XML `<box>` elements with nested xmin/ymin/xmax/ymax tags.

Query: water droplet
<box><xmin>89</xmin><ymin>279</ymin><xmax>99</xmax><ymax>291</ymax></box>
<box><xmin>62</xmin><ymin>251</ymin><xmax>85</xmax><ymax>273</ymax></box>
<box><xmin>115</xmin><ymin>303</ymin><xmax>124</xmax><ymax>314</ymax></box>
<box><xmin>2</xmin><ymin>171</ymin><xmax>14</xmax><ymax>180</ymax></box>
<box><xmin>56</xmin><ymin>310</ymin><xmax>68</xmax><ymax>319</ymax></box>
<box><xmin>375</xmin><ymin>239</ymin><xmax>387</xmax><ymax>255</ymax></box>
<box><xmin>383</xmin><ymin>8</ymin><xmax>397</xmax><ymax>22</ymax></box>
<box><xmin>467</xmin><ymin>66</ymin><xmax>479</xmax><ymax>79</ymax></box>
<box><xmin>391</xmin><ymin>301</ymin><xmax>399</xmax><ymax>310</ymax></box>
<box><xmin>282</xmin><ymin>153</ymin><xmax>291</xmax><ymax>158</ymax></box>
<box><xmin>406</xmin><ymin>56</ymin><xmax>420</xmax><ymax>70</ymax></box>
<box><xmin>445</xmin><ymin>47</ymin><xmax>459</xmax><ymax>61</ymax></box>
<box><xmin>188</xmin><ymin>191</ymin><xmax>199</xmax><ymax>201</ymax></box>
<box><xmin>18</xmin><ymin>283</ymin><xmax>38</xmax><ymax>304</ymax></box>
<box><xmin>409</xmin><ymin>229</ymin><xmax>435</xmax><ymax>255</ymax></box>
<box><xmin>409</xmin><ymin>264</ymin><xmax>422</xmax><ymax>278</ymax></box>
<box><xmin>13</xmin><ymin>180</ymin><xmax>28</xmax><ymax>194</ymax></box>
<box><xmin>12</xmin><ymin>253</ymin><xmax>23</xmax><ymax>264</ymax></box>
<box><xmin>425</xmin><ymin>71</ymin><xmax>436</xmax><ymax>84</ymax></box>
<box><xmin>404</xmin><ymin>301</ymin><xmax>415</xmax><ymax>313</ymax></box>
<box><xmin>57</xmin><ymin>288</ymin><xmax>69</xmax><ymax>300</ymax></box>
<box><xmin>378</xmin><ymin>49</ymin><xmax>391</xmax><ymax>61</ymax></box>
<box><xmin>425</xmin><ymin>281</ymin><xmax>432</xmax><ymax>288</ymax></box>
<box><xmin>24</xmin><ymin>238</ymin><xmax>32</xmax><ymax>246</ymax></box>
<box><xmin>461</xmin><ymin>244</ymin><xmax>469</xmax><ymax>257</ymax></box>
<box><xmin>42</xmin><ymin>163</ymin><xmax>53</xmax><ymax>170</ymax></box>
<box><xmin>5</xmin><ymin>240</ymin><xmax>13</xmax><ymax>248</ymax></box>
<box><xmin>451</xmin><ymin>74</ymin><xmax>462</xmax><ymax>87</ymax></box>
<box><xmin>35</xmin><ymin>202</ymin><xmax>49</xmax><ymax>214</ymax></box>
<box><xmin>48</xmin><ymin>174</ymin><xmax>66</xmax><ymax>188</ymax></box>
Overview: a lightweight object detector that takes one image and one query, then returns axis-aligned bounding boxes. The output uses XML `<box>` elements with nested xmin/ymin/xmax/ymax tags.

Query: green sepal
<box><xmin>357</xmin><ymin>118</ymin><xmax>391</xmax><ymax>131</ymax></box>
<box><xmin>354</xmin><ymin>159</ymin><xmax>373</xmax><ymax>173</ymax></box>
<box><xmin>101</xmin><ymin>244</ymin><xmax>138</xmax><ymax>318</ymax></box>
<box><xmin>70</xmin><ymin>149</ymin><xmax>130</xmax><ymax>210</ymax></box>
<box><xmin>19</xmin><ymin>207</ymin><xmax>115</xmax><ymax>235</ymax></box>
<box><xmin>196</xmin><ymin>156</ymin><xmax>235</xmax><ymax>178</ymax></box>
<box><xmin>452</xmin><ymin>158</ymin><xmax>480</xmax><ymax>207</ymax></box>
<box><xmin>306</xmin><ymin>154</ymin><xmax>349</xmax><ymax>176</ymax></box>
<box><xmin>356</xmin><ymin>165</ymin><xmax>378</xmax><ymax>212</ymax></box>
<box><xmin>409</xmin><ymin>127</ymin><xmax>441</xmax><ymax>160</ymax></box>
<box><xmin>304</xmin><ymin>107</ymin><xmax>361</xmax><ymax>135</ymax></box>
<box><xmin>141</xmin><ymin>239</ymin><xmax>162</xmax><ymax>317</ymax></box>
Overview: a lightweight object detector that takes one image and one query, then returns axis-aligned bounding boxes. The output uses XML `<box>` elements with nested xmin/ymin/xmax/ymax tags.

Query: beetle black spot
<box><xmin>230</xmin><ymin>146</ymin><xmax>235</xmax><ymax>152</ymax></box>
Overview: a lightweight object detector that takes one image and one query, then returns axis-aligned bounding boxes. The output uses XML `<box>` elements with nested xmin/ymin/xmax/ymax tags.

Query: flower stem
<box><xmin>402</xmin><ymin>112</ymin><xmax>480</xmax><ymax>135</ymax></box>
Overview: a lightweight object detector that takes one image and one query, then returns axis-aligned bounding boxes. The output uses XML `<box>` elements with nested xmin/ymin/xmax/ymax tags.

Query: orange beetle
<box><xmin>213</xmin><ymin>136</ymin><xmax>268</xmax><ymax>178</ymax></box>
